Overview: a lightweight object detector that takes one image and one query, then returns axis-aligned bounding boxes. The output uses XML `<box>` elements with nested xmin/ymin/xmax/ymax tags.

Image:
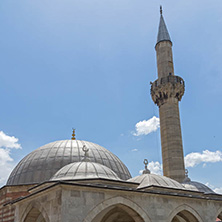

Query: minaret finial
<box><xmin>71</xmin><ymin>128</ymin><xmax>76</xmax><ymax>140</ymax></box>
<box><xmin>160</xmin><ymin>5</ymin><xmax>163</xmax><ymax>15</ymax></box>
<box><xmin>82</xmin><ymin>145</ymin><xmax>90</xmax><ymax>162</ymax></box>
<box><xmin>142</xmin><ymin>159</ymin><xmax>150</xmax><ymax>174</ymax></box>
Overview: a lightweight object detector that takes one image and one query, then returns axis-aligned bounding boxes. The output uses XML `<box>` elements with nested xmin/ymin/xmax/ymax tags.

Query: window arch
<box><xmin>216</xmin><ymin>211</ymin><xmax>222</xmax><ymax>221</ymax></box>
<box><xmin>83</xmin><ymin>196</ymin><xmax>151</xmax><ymax>222</ymax></box>
<box><xmin>168</xmin><ymin>205</ymin><xmax>203</xmax><ymax>222</ymax></box>
<box><xmin>97</xmin><ymin>204</ymin><xmax>144</xmax><ymax>222</ymax></box>
<box><xmin>215</xmin><ymin>207</ymin><xmax>222</xmax><ymax>221</ymax></box>
<box><xmin>23</xmin><ymin>207</ymin><xmax>46</xmax><ymax>222</ymax></box>
<box><xmin>20</xmin><ymin>202</ymin><xmax>49</xmax><ymax>222</ymax></box>
<box><xmin>171</xmin><ymin>210</ymin><xmax>199</xmax><ymax>222</ymax></box>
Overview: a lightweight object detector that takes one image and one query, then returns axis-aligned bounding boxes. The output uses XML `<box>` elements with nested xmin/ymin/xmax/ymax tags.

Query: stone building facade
<box><xmin>1</xmin><ymin>8</ymin><xmax>222</xmax><ymax>222</ymax></box>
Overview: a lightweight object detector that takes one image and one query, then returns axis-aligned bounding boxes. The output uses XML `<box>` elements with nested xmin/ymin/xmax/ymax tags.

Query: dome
<box><xmin>128</xmin><ymin>159</ymin><xmax>184</xmax><ymax>190</ymax></box>
<box><xmin>50</xmin><ymin>161</ymin><xmax>120</xmax><ymax>181</ymax></box>
<box><xmin>182</xmin><ymin>170</ymin><xmax>215</xmax><ymax>194</ymax></box>
<box><xmin>182</xmin><ymin>181</ymin><xmax>215</xmax><ymax>194</ymax></box>
<box><xmin>7</xmin><ymin>140</ymin><xmax>131</xmax><ymax>185</ymax></box>
<box><xmin>128</xmin><ymin>174</ymin><xmax>185</xmax><ymax>190</ymax></box>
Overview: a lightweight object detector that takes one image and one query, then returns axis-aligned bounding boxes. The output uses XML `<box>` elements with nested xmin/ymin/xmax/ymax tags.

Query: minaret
<box><xmin>151</xmin><ymin>7</ymin><xmax>185</xmax><ymax>182</ymax></box>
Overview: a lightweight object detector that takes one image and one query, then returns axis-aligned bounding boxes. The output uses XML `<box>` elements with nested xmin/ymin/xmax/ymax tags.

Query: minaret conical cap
<box><xmin>156</xmin><ymin>6</ymin><xmax>172</xmax><ymax>45</ymax></box>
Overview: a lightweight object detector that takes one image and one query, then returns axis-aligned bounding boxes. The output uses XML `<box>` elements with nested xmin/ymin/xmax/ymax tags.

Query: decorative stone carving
<box><xmin>151</xmin><ymin>75</ymin><xmax>185</xmax><ymax>107</ymax></box>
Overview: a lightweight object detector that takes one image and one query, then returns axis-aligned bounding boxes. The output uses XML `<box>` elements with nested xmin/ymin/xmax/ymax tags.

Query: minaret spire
<box><xmin>157</xmin><ymin>6</ymin><xmax>171</xmax><ymax>46</ymax></box>
<box><xmin>151</xmin><ymin>8</ymin><xmax>185</xmax><ymax>183</ymax></box>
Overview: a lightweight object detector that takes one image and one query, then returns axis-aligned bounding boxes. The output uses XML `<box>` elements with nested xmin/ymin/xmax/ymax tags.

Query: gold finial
<box><xmin>160</xmin><ymin>5</ymin><xmax>163</xmax><ymax>15</ymax></box>
<box><xmin>71</xmin><ymin>128</ymin><xmax>76</xmax><ymax>140</ymax></box>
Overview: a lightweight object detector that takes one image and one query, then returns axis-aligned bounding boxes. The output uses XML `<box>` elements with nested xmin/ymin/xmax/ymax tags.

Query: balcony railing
<box><xmin>151</xmin><ymin>75</ymin><xmax>185</xmax><ymax>90</ymax></box>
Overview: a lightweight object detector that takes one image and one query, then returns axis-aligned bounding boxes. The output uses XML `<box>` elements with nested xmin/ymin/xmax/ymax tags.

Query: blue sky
<box><xmin>0</xmin><ymin>0</ymin><xmax>222</xmax><ymax>191</ymax></box>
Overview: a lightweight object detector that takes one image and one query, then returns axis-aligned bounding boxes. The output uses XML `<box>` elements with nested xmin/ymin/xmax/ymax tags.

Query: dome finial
<box><xmin>160</xmin><ymin>5</ymin><xmax>163</xmax><ymax>15</ymax></box>
<box><xmin>71</xmin><ymin>128</ymin><xmax>76</xmax><ymax>140</ymax></box>
<box><xmin>82</xmin><ymin>145</ymin><xmax>90</xmax><ymax>162</ymax></box>
<box><xmin>183</xmin><ymin>169</ymin><xmax>191</xmax><ymax>182</ymax></box>
<box><xmin>143</xmin><ymin>159</ymin><xmax>150</xmax><ymax>174</ymax></box>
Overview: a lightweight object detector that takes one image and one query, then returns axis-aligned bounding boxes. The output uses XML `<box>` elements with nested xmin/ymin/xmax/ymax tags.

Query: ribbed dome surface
<box><xmin>182</xmin><ymin>181</ymin><xmax>215</xmax><ymax>194</ymax></box>
<box><xmin>7</xmin><ymin>140</ymin><xmax>131</xmax><ymax>185</ymax></box>
<box><xmin>128</xmin><ymin>174</ymin><xmax>184</xmax><ymax>190</ymax></box>
<box><xmin>51</xmin><ymin>161</ymin><xmax>120</xmax><ymax>181</ymax></box>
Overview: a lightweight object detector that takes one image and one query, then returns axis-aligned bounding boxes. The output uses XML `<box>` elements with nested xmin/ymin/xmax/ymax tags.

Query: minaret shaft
<box><xmin>156</xmin><ymin>41</ymin><xmax>174</xmax><ymax>79</ymax></box>
<box><xmin>151</xmin><ymin>11</ymin><xmax>185</xmax><ymax>183</ymax></box>
<box><xmin>159</xmin><ymin>97</ymin><xmax>185</xmax><ymax>182</ymax></box>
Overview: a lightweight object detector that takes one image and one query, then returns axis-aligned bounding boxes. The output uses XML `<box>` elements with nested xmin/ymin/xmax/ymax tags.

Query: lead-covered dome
<box><xmin>128</xmin><ymin>174</ymin><xmax>185</xmax><ymax>190</ymax></box>
<box><xmin>50</xmin><ymin>161</ymin><xmax>120</xmax><ymax>181</ymax></box>
<box><xmin>182</xmin><ymin>181</ymin><xmax>215</xmax><ymax>194</ymax></box>
<box><xmin>7</xmin><ymin>140</ymin><xmax>131</xmax><ymax>185</ymax></box>
<box><xmin>128</xmin><ymin>159</ymin><xmax>185</xmax><ymax>190</ymax></box>
<box><xmin>181</xmin><ymin>170</ymin><xmax>215</xmax><ymax>194</ymax></box>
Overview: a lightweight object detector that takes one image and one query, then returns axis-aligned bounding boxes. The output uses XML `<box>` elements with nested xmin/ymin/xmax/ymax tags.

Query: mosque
<box><xmin>0</xmin><ymin>8</ymin><xmax>222</xmax><ymax>222</ymax></box>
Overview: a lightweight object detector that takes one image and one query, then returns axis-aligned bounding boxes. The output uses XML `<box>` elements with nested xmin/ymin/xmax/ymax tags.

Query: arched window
<box><xmin>92</xmin><ymin>204</ymin><xmax>144</xmax><ymax>222</ymax></box>
<box><xmin>171</xmin><ymin>210</ymin><xmax>199</xmax><ymax>222</ymax></box>
<box><xmin>23</xmin><ymin>207</ymin><xmax>46</xmax><ymax>222</ymax></box>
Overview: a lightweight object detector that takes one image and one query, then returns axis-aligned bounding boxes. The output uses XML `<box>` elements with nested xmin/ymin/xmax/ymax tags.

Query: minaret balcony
<box><xmin>151</xmin><ymin>75</ymin><xmax>185</xmax><ymax>106</ymax></box>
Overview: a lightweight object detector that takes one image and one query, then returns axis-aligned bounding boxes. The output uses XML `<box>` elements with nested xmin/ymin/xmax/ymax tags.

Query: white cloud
<box><xmin>0</xmin><ymin>131</ymin><xmax>21</xmax><ymax>149</ymax></box>
<box><xmin>131</xmin><ymin>149</ymin><xmax>138</xmax><ymax>152</ymax></box>
<box><xmin>148</xmin><ymin>161</ymin><xmax>162</xmax><ymax>175</ymax></box>
<box><xmin>205</xmin><ymin>183</ymin><xmax>222</xmax><ymax>194</ymax></box>
<box><xmin>0</xmin><ymin>131</ymin><xmax>22</xmax><ymax>186</ymax></box>
<box><xmin>185</xmin><ymin>150</ymin><xmax>222</xmax><ymax>168</ymax></box>
<box><xmin>0</xmin><ymin>148</ymin><xmax>13</xmax><ymax>165</ymax></box>
<box><xmin>139</xmin><ymin>161</ymin><xmax>162</xmax><ymax>175</ymax></box>
<box><xmin>214</xmin><ymin>187</ymin><xmax>222</xmax><ymax>194</ymax></box>
<box><xmin>133</xmin><ymin>116</ymin><xmax>160</xmax><ymax>136</ymax></box>
<box><xmin>0</xmin><ymin>149</ymin><xmax>14</xmax><ymax>184</ymax></box>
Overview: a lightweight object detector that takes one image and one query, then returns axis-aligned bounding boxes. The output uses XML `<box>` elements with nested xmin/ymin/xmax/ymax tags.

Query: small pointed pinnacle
<box><xmin>160</xmin><ymin>5</ymin><xmax>163</xmax><ymax>15</ymax></box>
